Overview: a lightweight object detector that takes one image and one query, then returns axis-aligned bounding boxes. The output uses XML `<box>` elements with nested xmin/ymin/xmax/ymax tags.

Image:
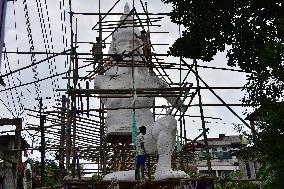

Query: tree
<box><xmin>26</xmin><ymin>158</ymin><xmax>61</xmax><ymax>187</ymax></box>
<box><xmin>162</xmin><ymin>0</ymin><xmax>283</xmax><ymax>102</ymax></box>
<box><xmin>214</xmin><ymin>171</ymin><xmax>260</xmax><ymax>189</ymax></box>
<box><xmin>161</xmin><ymin>0</ymin><xmax>284</xmax><ymax>188</ymax></box>
<box><xmin>26</xmin><ymin>158</ymin><xmax>85</xmax><ymax>187</ymax></box>
<box><xmin>241</xmin><ymin>102</ymin><xmax>284</xmax><ymax>188</ymax></box>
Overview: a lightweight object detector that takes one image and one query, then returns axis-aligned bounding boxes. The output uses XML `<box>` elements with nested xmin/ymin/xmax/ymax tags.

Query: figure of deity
<box><xmin>94</xmin><ymin>3</ymin><xmax>188</xmax><ymax>180</ymax></box>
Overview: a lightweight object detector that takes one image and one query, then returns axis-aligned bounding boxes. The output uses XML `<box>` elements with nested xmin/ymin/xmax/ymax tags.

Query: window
<box><xmin>218</xmin><ymin>170</ymin><xmax>232</xmax><ymax>178</ymax></box>
<box><xmin>223</xmin><ymin>152</ymin><xmax>232</xmax><ymax>159</ymax></box>
<box><xmin>245</xmin><ymin>162</ymin><xmax>251</xmax><ymax>178</ymax></box>
<box><xmin>253</xmin><ymin>162</ymin><xmax>259</xmax><ymax>178</ymax></box>
<box><xmin>199</xmin><ymin>152</ymin><xmax>206</xmax><ymax>161</ymax></box>
<box><xmin>188</xmin><ymin>155</ymin><xmax>194</xmax><ymax>162</ymax></box>
<box><xmin>217</xmin><ymin>170</ymin><xmax>222</xmax><ymax>177</ymax></box>
<box><xmin>199</xmin><ymin>170</ymin><xmax>209</xmax><ymax>176</ymax></box>
<box><xmin>216</xmin><ymin>151</ymin><xmax>223</xmax><ymax>159</ymax></box>
<box><xmin>224</xmin><ymin>170</ymin><xmax>232</xmax><ymax>177</ymax></box>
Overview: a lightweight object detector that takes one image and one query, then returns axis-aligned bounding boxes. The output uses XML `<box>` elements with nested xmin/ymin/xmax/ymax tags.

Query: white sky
<box><xmin>0</xmin><ymin>0</ymin><xmax>252</xmax><ymax>165</ymax></box>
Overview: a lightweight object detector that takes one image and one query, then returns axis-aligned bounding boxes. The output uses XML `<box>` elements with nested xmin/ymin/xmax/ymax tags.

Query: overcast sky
<box><xmin>0</xmin><ymin>0</ymin><xmax>252</xmax><ymax>159</ymax></box>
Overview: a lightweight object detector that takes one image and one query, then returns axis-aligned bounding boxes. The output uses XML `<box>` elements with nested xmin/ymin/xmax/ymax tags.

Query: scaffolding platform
<box><xmin>61</xmin><ymin>177</ymin><xmax>216</xmax><ymax>189</ymax></box>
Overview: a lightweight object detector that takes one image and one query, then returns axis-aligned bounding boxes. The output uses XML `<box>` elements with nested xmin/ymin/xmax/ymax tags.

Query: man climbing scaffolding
<box><xmin>135</xmin><ymin>126</ymin><xmax>146</xmax><ymax>180</ymax></box>
<box><xmin>135</xmin><ymin>29</ymin><xmax>153</xmax><ymax>71</ymax></box>
<box><xmin>91</xmin><ymin>37</ymin><xmax>105</xmax><ymax>74</ymax></box>
<box><xmin>94</xmin><ymin>51</ymin><xmax>124</xmax><ymax>75</ymax></box>
<box><xmin>92</xmin><ymin>44</ymin><xmax>142</xmax><ymax>76</ymax></box>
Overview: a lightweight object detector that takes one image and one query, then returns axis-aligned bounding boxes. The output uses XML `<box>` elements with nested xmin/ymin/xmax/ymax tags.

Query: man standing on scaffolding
<box><xmin>135</xmin><ymin>126</ymin><xmax>147</xmax><ymax>181</ymax></box>
<box><xmin>135</xmin><ymin>29</ymin><xmax>153</xmax><ymax>72</ymax></box>
<box><xmin>92</xmin><ymin>37</ymin><xmax>105</xmax><ymax>74</ymax></box>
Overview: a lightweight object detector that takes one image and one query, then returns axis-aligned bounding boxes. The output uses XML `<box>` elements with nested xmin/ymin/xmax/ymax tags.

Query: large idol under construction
<box><xmin>94</xmin><ymin>2</ymin><xmax>188</xmax><ymax>180</ymax></box>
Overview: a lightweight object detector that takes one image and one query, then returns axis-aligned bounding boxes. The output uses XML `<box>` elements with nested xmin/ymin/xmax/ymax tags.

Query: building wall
<box><xmin>0</xmin><ymin>139</ymin><xmax>17</xmax><ymax>163</ymax></box>
<box><xmin>0</xmin><ymin>136</ymin><xmax>25</xmax><ymax>188</ymax></box>
<box><xmin>0</xmin><ymin>163</ymin><xmax>16</xmax><ymax>189</ymax></box>
<box><xmin>186</xmin><ymin>135</ymin><xmax>245</xmax><ymax>178</ymax></box>
<box><xmin>185</xmin><ymin>135</ymin><xmax>260</xmax><ymax>179</ymax></box>
<box><xmin>239</xmin><ymin>159</ymin><xmax>259</xmax><ymax>179</ymax></box>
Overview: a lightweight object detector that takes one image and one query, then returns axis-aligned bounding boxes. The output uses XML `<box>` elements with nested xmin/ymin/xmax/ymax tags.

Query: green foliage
<box><xmin>214</xmin><ymin>171</ymin><xmax>259</xmax><ymax>189</ymax></box>
<box><xmin>161</xmin><ymin>0</ymin><xmax>284</xmax><ymax>188</ymax></box>
<box><xmin>92</xmin><ymin>172</ymin><xmax>103</xmax><ymax>179</ymax></box>
<box><xmin>26</xmin><ymin>157</ymin><xmax>85</xmax><ymax>187</ymax></box>
<box><xmin>26</xmin><ymin>158</ymin><xmax>61</xmax><ymax>187</ymax></box>
<box><xmin>188</xmin><ymin>171</ymin><xmax>199</xmax><ymax>178</ymax></box>
<box><xmin>162</xmin><ymin>0</ymin><xmax>284</xmax><ymax>104</ymax></box>
<box><xmin>215</xmin><ymin>182</ymin><xmax>259</xmax><ymax>189</ymax></box>
<box><xmin>239</xmin><ymin>102</ymin><xmax>284</xmax><ymax>188</ymax></box>
<box><xmin>229</xmin><ymin>171</ymin><xmax>258</xmax><ymax>189</ymax></box>
<box><xmin>229</xmin><ymin>171</ymin><xmax>244</xmax><ymax>179</ymax></box>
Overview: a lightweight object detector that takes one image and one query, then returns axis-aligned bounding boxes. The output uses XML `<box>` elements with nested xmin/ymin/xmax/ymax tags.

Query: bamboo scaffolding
<box><xmin>0</xmin><ymin>1</ymin><xmax>254</xmax><ymax>185</ymax></box>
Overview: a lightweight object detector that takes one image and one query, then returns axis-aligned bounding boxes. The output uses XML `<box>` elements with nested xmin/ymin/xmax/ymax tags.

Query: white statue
<box><xmin>94</xmin><ymin>2</ymin><xmax>188</xmax><ymax>180</ymax></box>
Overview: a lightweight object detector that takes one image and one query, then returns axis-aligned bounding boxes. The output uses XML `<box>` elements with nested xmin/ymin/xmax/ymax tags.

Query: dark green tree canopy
<box><xmin>162</xmin><ymin>1</ymin><xmax>284</xmax><ymax>187</ymax></box>
<box><xmin>162</xmin><ymin>0</ymin><xmax>283</xmax><ymax>64</ymax></box>
<box><xmin>162</xmin><ymin>0</ymin><xmax>284</xmax><ymax>102</ymax></box>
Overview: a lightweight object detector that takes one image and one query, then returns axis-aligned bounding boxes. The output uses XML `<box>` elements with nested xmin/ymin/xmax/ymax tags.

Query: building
<box><xmin>184</xmin><ymin>134</ymin><xmax>258</xmax><ymax>179</ymax></box>
<box><xmin>0</xmin><ymin>135</ymin><xmax>29</xmax><ymax>188</ymax></box>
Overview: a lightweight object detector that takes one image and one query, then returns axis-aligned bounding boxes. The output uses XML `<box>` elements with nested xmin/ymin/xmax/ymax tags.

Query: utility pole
<box><xmin>59</xmin><ymin>95</ymin><xmax>67</xmax><ymax>180</ymax></box>
<box><xmin>193</xmin><ymin>59</ymin><xmax>212</xmax><ymax>174</ymax></box>
<box><xmin>40</xmin><ymin>114</ymin><xmax>46</xmax><ymax>187</ymax></box>
<box><xmin>35</xmin><ymin>97</ymin><xmax>45</xmax><ymax>187</ymax></box>
<box><xmin>35</xmin><ymin>97</ymin><xmax>49</xmax><ymax>187</ymax></box>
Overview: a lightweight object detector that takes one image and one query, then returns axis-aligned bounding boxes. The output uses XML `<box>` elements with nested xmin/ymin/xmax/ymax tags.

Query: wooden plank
<box><xmin>0</xmin><ymin>118</ymin><xmax>22</xmax><ymax>126</ymax></box>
